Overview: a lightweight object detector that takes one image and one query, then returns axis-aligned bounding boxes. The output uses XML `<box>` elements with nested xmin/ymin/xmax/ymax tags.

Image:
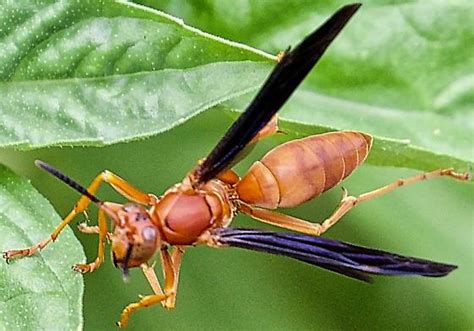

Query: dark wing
<box><xmin>193</xmin><ymin>3</ymin><xmax>361</xmax><ymax>185</ymax></box>
<box><xmin>213</xmin><ymin>228</ymin><xmax>457</xmax><ymax>283</ymax></box>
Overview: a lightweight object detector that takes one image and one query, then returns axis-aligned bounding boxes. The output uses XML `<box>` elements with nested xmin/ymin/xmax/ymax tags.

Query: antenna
<box><xmin>35</xmin><ymin>160</ymin><xmax>101</xmax><ymax>204</ymax></box>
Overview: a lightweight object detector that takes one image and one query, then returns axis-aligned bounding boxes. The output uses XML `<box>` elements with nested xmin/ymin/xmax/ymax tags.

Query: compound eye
<box><xmin>142</xmin><ymin>226</ymin><xmax>157</xmax><ymax>242</ymax></box>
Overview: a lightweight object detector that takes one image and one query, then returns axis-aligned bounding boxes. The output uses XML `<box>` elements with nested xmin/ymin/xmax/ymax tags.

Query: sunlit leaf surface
<box><xmin>0</xmin><ymin>164</ymin><xmax>84</xmax><ymax>330</ymax></box>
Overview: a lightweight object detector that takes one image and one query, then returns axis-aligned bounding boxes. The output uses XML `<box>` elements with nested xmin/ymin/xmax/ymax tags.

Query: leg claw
<box><xmin>116</xmin><ymin>320</ymin><xmax>126</xmax><ymax>328</ymax></box>
<box><xmin>2</xmin><ymin>252</ymin><xmax>11</xmax><ymax>264</ymax></box>
<box><xmin>2</xmin><ymin>250</ymin><xmax>26</xmax><ymax>263</ymax></box>
<box><xmin>340</xmin><ymin>187</ymin><xmax>349</xmax><ymax>200</ymax></box>
<box><xmin>72</xmin><ymin>263</ymin><xmax>90</xmax><ymax>274</ymax></box>
<box><xmin>77</xmin><ymin>222</ymin><xmax>87</xmax><ymax>231</ymax></box>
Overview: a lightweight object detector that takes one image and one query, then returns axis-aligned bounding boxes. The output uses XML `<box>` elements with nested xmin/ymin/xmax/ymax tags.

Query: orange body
<box><xmin>154</xmin><ymin>131</ymin><xmax>372</xmax><ymax>245</ymax></box>
<box><xmin>153</xmin><ymin>179</ymin><xmax>234</xmax><ymax>245</ymax></box>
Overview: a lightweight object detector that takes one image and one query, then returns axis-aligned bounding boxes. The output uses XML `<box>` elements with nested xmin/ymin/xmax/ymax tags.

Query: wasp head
<box><xmin>103</xmin><ymin>203</ymin><xmax>160</xmax><ymax>279</ymax></box>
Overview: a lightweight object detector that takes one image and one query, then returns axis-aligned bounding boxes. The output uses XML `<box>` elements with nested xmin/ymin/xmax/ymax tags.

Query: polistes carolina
<box><xmin>3</xmin><ymin>3</ymin><xmax>470</xmax><ymax>328</ymax></box>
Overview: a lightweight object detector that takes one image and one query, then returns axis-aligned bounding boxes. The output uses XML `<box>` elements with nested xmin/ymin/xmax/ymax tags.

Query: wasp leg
<box><xmin>239</xmin><ymin>203</ymin><xmax>325</xmax><ymax>236</ymax></box>
<box><xmin>77</xmin><ymin>223</ymin><xmax>99</xmax><ymax>234</ymax></box>
<box><xmin>3</xmin><ymin>202</ymin><xmax>87</xmax><ymax>261</ymax></box>
<box><xmin>240</xmin><ymin>168</ymin><xmax>469</xmax><ymax>237</ymax></box>
<box><xmin>163</xmin><ymin>247</ymin><xmax>185</xmax><ymax>309</ymax></box>
<box><xmin>141</xmin><ymin>263</ymin><xmax>164</xmax><ymax>298</ymax></box>
<box><xmin>117</xmin><ymin>293</ymin><xmax>168</xmax><ymax>328</ymax></box>
<box><xmin>72</xmin><ymin>209</ymin><xmax>107</xmax><ymax>273</ymax></box>
<box><xmin>249</xmin><ymin>114</ymin><xmax>279</xmax><ymax>144</ymax></box>
<box><xmin>315</xmin><ymin>168</ymin><xmax>471</xmax><ymax>235</ymax></box>
<box><xmin>139</xmin><ymin>247</ymin><xmax>184</xmax><ymax>309</ymax></box>
<box><xmin>117</xmin><ymin>247</ymin><xmax>178</xmax><ymax>328</ymax></box>
<box><xmin>77</xmin><ymin>223</ymin><xmax>112</xmax><ymax>241</ymax></box>
<box><xmin>81</xmin><ymin>170</ymin><xmax>157</xmax><ymax>206</ymax></box>
<box><xmin>239</xmin><ymin>169</ymin><xmax>470</xmax><ymax>236</ymax></box>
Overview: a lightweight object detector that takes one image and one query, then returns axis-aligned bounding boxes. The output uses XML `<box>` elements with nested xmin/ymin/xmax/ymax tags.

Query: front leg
<box><xmin>77</xmin><ymin>222</ymin><xmax>112</xmax><ymax>240</ymax></box>
<box><xmin>3</xmin><ymin>201</ymin><xmax>89</xmax><ymax>262</ymax></box>
<box><xmin>117</xmin><ymin>293</ymin><xmax>168</xmax><ymax>328</ymax></box>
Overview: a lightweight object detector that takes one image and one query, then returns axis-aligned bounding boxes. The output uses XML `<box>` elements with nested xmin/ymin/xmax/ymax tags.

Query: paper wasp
<box><xmin>3</xmin><ymin>3</ymin><xmax>470</xmax><ymax>328</ymax></box>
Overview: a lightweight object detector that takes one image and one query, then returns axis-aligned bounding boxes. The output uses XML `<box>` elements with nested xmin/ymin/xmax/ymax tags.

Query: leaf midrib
<box><xmin>0</xmin><ymin>59</ymin><xmax>271</xmax><ymax>85</ymax></box>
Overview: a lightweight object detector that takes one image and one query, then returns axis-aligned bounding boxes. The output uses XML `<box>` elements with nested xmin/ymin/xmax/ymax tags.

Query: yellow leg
<box><xmin>316</xmin><ymin>168</ymin><xmax>470</xmax><ymax>235</ymax></box>
<box><xmin>249</xmin><ymin>114</ymin><xmax>279</xmax><ymax>144</ymax></box>
<box><xmin>80</xmin><ymin>170</ymin><xmax>157</xmax><ymax>206</ymax></box>
<box><xmin>3</xmin><ymin>170</ymin><xmax>154</xmax><ymax>262</ymax></box>
<box><xmin>77</xmin><ymin>223</ymin><xmax>100</xmax><ymax>235</ymax></box>
<box><xmin>240</xmin><ymin>168</ymin><xmax>470</xmax><ymax>236</ymax></box>
<box><xmin>117</xmin><ymin>247</ymin><xmax>178</xmax><ymax>328</ymax></box>
<box><xmin>239</xmin><ymin>203</ymin><xmax>323</xmax><ymax>236</ymax></box>
<box><xmin>139</xmin><ymin>247</ymin><xmax>184</xmax><ymax>309</ymax></box>
<box><xmin>117</xmin><ymin>293</ymin><xmax>168</xmax><ymax>328</ymax></box>
<box><xmin>72</xmin><ymin>209</ymin><xmax>108</xmax><ymax>273</ymax></box>
<box><xmin>77</xmin><ymin>223</ymin><xmax>112</xmax><ymax>242</ymax></box>
<box><xmin>3</xmin><ymin>207</ymin><xmax>82</xmax><ymax>262</ymax></box>
<box><xmin>141</xmin><ymin>263</ymin><xmax>164</xmax><ymax>298</ymax></box>
<box><xmin>164</xmin><ymin>247</ymin><xmax>184</xmax><ymax>309</ymax></box>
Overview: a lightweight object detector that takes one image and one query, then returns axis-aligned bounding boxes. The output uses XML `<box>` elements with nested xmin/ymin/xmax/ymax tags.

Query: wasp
<box><xmin>3</xmin><ymin>3</ymin><xmax>469</xmax><ymax>328</ymax></box>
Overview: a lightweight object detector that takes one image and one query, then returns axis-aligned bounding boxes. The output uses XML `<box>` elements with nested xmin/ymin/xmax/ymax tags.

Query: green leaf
<box><xmin>0</xmin><ymin>61</ymin><xmax>271</xmax><ymax>148</ymax></box>
<box><xmin>0</xmin><ymin>0</ymin><xmax>273</xmax><ymax>148</ymax></box>
<box><xmin>0</xmin><ymin>164</ymin><xmax>84</xmax><ymax>330</ymax></box>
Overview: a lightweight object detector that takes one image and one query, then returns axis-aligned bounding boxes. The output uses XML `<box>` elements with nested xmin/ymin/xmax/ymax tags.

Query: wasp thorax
<box><xmin>111</xmin><ymin>203</ymin><xmax>160</xmax><ymax>269</ymax></box>
<box><xmin>153</xmin><ymin>191</ymin><xmax>221</xmax><ymax>245</ymax></box>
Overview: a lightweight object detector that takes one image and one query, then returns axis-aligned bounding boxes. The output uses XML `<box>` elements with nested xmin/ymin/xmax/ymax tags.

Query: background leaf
<box><xmin>0</xmin><ymin>164</ymin><xmax>84</xmax><ymax>330</ymax></box>
<box><xmin>0</xmin><ymin>0</ymin><xmax>273</xmax><ymax>148</ymax></box>
<box><xmin>140</xmin><ymin>0</ymin><xmax>474</xmax><ymax>169</ymax></box>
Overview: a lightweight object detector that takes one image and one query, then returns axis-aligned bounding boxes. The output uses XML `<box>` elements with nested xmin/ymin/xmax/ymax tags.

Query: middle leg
<box><xmin>163</xmin><ymin>247</ymin><xmax>185</xmax><ymax>309</ymax></box>
<box><xmin>117</xmin><ymin>247</ymin><xmax>183</xmax><ymax>327</ymax></box>
<box><xmin>239</xmin><ymin>203</ymin><xmax>325</xmax><ymax>236</ymax></box>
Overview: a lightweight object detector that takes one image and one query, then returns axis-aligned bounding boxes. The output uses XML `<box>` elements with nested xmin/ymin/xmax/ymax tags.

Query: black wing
<box><xmin>213</xmin><ymin>228</ymin><xmax>457</xmax><ymax>283</ymax></box>
<box><xmin>193</xmin><ymin>3</ymin><xmax>361</xmax><ymax>185</ymax></box>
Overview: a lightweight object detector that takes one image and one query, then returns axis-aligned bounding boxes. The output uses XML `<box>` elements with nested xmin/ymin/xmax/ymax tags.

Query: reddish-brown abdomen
<box><xmin>237</xmin><ymin>131</ymin><xmax>372</xmax><ymax>208</ymax></box>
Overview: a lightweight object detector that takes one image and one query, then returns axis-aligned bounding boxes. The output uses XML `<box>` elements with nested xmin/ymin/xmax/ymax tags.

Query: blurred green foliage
<box><xmin>0</xmin><ymin>1</ymin><xmax>473</xmax><ymax>330</ymax></box>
